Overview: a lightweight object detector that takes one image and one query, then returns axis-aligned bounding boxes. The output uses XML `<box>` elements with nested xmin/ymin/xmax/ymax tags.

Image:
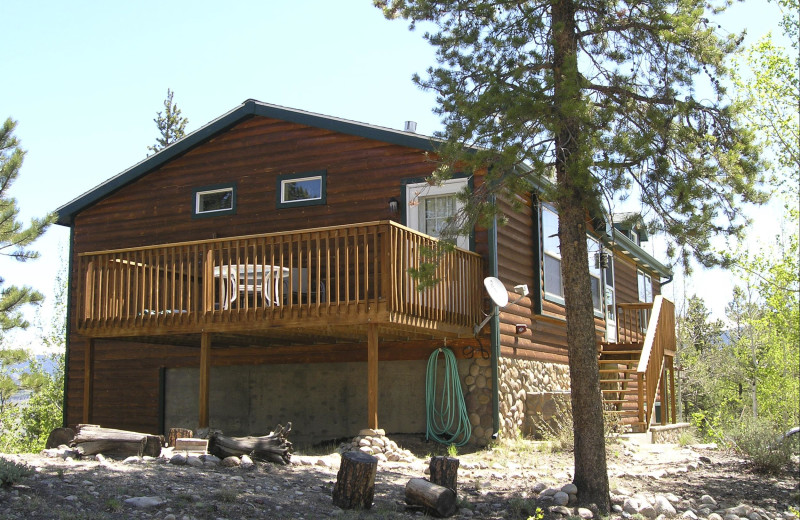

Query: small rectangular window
<box><xmin>277</xmin><ymin>171</ymin><xmax>326</xmax><ymax>208</ymax></box>
<box><xmin>193</xmin><ymin>185</ymin><xmax>236</xmax><ymax>217</ymax></box>
<box><xmin>542</xmin><ymin>205</ymin><xmax>563</xmax><ymax>300</ymax></box>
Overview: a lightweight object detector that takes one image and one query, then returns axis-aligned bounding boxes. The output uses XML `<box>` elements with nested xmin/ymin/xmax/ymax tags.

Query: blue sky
<box><xmin>0</xmin><ymin>0</ymin><xmax>790</xmax><ymax>347</ymax></box>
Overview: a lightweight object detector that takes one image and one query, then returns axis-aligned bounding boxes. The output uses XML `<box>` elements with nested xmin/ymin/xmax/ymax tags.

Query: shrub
<box><xmin>729</xmin><ymin>417</ymin><xmax>795</xmax><ymax>473</ymax></box>
<box><xmin>0</xmin><ymin>456</ymin><xmax>34</xmax><ymax>487</ymax></box>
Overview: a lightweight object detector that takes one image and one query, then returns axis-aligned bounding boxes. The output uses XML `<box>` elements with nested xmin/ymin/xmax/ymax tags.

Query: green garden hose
<box><xmin>425</xmin><ymin>347</ymin><xmax>472</xmax><ymax>447</ymax></box>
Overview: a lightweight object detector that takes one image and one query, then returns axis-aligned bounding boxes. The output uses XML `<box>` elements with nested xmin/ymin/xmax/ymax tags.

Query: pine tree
<box><xmin>147</xmin><ymin>88</ymin><xmax>189</xmax><ymax>154</ymax></box>
<box><xmin>0</xmin><ymin>118</ymin><xmax>53</xmax><ymax>332</ymax></box>
<box><xmin>378</xmin><ymin>1</ymin><xmax>766</xmax><ymax>509</ymax></box>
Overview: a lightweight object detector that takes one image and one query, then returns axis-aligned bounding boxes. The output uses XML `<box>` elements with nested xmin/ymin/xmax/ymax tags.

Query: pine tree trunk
<box><xmin>551</xmin><ymin>0</ymin><xmax>610</xmax><ymax>511</ymax></box>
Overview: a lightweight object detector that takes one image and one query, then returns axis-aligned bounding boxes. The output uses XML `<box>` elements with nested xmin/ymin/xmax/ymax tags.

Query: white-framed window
<box><xmin>193</xmin><ymin>185</ymin><xmax>235</xmax><ymax>217</ymax></box>
<box><xmin>405</xmin><ymin>178</ymin><xmax>469</xmax><ymax>249</ymax></box>
<box><xmin>587</xmin><ymin>236</ymin><xmax>602</xmax><ymax>313</ymax></box>
<box><xmin>277</xmin><ymin>170</ymin><xmax>326</xmax><ymax>208</ymax></box>
<box><xmin>541</xmin><ymin>205</ymin><xmax>563</xmax><ymax>301</ymax></box>
<box><xmin>637</xmin><ymin>269</ymin><xmax>653</xmax><ymax>303</ymax></box>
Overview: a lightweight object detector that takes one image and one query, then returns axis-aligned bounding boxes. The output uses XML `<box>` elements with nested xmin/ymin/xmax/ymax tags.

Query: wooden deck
<box><xmin>74</xmin><ymin>221</ymin><xmax>485</xmax><ymax>343</ymax></box>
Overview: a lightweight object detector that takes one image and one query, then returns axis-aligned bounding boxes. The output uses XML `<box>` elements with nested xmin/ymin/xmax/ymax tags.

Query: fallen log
<box><xmin>208</xmin><ymin>423</ymin><xmax>292</xmax><ymax>464</ymax></box>
<box><xmin>332</xmin><ymin>451</ymin><xmax>378</xmax><ymax>510</ymax></box>
<box><xmin>46</xmin><ymin>427</ymin><xmax>76</xmax><ymax>449</ymax></box>
<box><xmin>71</xmin><ymin>426</ymin><xmax>163</xmax><ymax>457</ymax></box>
<box><xmin>71</xmin><ymin>428</ymin><xmax>148</xmax><ymax>457</ymax></box>
<box><xmin>405</xmin><ymin>478</ymin><xmax>457</xmax><ymax>518</ymax></box>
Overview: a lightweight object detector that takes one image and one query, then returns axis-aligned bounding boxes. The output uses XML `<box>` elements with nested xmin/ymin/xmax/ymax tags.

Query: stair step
<box><xmin>599</xmin><ymin>368</ymin><xmax>638</xmax><ymax>374</ymax></box>
<box><xmin>601</xmin><ymin>388</ymin><xmax>639</xmax><ymax>394</ymax></box>
<box><xmin>599</xmin><ymin>379</ymin><xmax>638</xmax><ymax>385</ymax></box>
<box><xmin>598</xmin><ymin>359</ymin><xmax>638</xmax><ymax>364</ymax></box>
<box><xmin>599</xmin><ymin>350</ymin><xmax>643</xmax><ymax>355</ymax></box>
<box><xmin>602</xmin><ymin>399</ymin><xmax>631</xmax><ymax>404</ymax></box>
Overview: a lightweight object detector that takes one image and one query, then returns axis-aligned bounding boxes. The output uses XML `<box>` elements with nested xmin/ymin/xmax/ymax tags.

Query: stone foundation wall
<box><xmin>460</xmin><ymin>356</ymin><xmax>571</xmax><ymax>445</ymax></box>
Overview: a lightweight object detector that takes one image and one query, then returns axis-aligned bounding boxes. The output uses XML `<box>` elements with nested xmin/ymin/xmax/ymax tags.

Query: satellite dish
<box><xmin>484</xmin><ymin>277</ymin><xmax>508</xmax><ymax>307</ymax></box>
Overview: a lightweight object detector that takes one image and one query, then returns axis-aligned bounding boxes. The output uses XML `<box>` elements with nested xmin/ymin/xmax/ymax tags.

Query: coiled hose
<box><xmin>425</xmin><ymin>347</ymin><xmax>472</xmax><ymax>447</ymax></box>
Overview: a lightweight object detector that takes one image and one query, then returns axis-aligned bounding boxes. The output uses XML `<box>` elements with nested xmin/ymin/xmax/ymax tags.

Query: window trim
<box><xmin>276</xmin><ymin>170</ymin><xmax>327</xmax><ymax>208</ymax></box>
<box><xmin>192</xmin><ymin>183</ymin><xmax>236</xmax><ymax>218</ymax></box>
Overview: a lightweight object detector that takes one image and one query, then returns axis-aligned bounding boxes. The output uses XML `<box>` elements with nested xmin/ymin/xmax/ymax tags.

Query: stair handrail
<box><xmin>636</xmin><ymin>295</ymin><xmax>672</xmax><ymax>427</ymax></box>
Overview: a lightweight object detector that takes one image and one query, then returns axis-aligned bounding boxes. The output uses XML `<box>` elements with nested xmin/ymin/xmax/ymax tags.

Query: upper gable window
<box><xmin>193</xmin><ymin>184</ymin><xmax>236</xmax><ymax>217</ymax></box>
<box><xmin>277</xmin><ymin>171</ymin><xmax>326</xmax><ymax>208</ymax></box>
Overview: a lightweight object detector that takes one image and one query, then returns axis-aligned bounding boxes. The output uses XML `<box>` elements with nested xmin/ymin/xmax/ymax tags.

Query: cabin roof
<box><xmin>55</xmin><ymin>99</ymin><xmax>441</xmax><ymax>226</ymax></box>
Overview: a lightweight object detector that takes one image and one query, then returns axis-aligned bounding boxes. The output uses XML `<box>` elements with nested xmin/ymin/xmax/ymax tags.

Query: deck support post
<box><xmin>199</xmin><ymin>332</ymin><xmax>211</xmax><ymax>429</ymax></box>
<box><xmin>367</xmin><ymin>324</ymin><xmax>378</xmax><ymax>430</ymax></box>
<box><xmin>83</xmin><ymin>339</ymin><xmax>95</xmax><ymax>423</ymax></box>
<box><xmin>668</xmin><ymin>357</ymin><xmax>676</xmax><ymax>424</ymax></box>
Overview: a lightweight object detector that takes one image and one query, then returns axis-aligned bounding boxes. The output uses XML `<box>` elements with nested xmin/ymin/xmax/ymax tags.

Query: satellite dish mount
<box><xmin>473</xmin><ymin>277</ymin><xmax>529</xmax><ymax>335</ymax></box>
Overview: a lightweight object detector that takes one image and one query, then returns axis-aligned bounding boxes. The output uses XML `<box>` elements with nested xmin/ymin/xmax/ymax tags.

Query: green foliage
<box><xmin>729</xmin><ymin>416</ymin><xmax>797</xmax><ymax>474</ymax></box>
<box><xmin>148</xmin><ymin>88</ymin><xmax>189</xmax><ymax>154</ymax></box>
<box><xmin>0</xmin><ymin>456</ymin><xmax>33</xmax><ymax>486</ymax></box>
<box><xmin>507</xmin><ymin>497</ymin><xmax>542</xmax><ymax>520</ymax></box>
<box><xmin>0</xmin><ymin>117</ymin><xmax>54</xmax><ymax>333</ymax></box>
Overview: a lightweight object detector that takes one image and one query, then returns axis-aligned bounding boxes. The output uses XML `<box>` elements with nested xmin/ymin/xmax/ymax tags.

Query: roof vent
<box><xmin>404</xmin><ymin>121</ymin><xmax>417</xmax><ymax>133</ymax></box>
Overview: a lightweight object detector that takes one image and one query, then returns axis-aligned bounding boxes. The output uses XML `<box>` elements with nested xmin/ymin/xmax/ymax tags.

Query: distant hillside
<box><xmin>6</xmin><ymin>354</ymin><xmax>63</xmax><ymax>405</ymax></box>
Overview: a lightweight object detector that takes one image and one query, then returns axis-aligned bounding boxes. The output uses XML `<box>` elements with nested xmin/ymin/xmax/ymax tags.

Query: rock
<box><xmin>541</xmin><ymin>488</ymin><xmax>559</xmax><ymax>497</ymax></box>
<box><xmin>724</xmin><ymin>515</ymin><xmax>740</xmax><ymax>520</ymax></box>
<box><xmin>553</xmin><ymin>491</ymin><xmax>570</xmax><ymax>506</ymax></box>
<box><xmin>701</xmin><ymin>496</ymin><xmax>718</xmax><ymax>507</ymax></box>
<box><xmin>640</xmin><ymin>505</ymin><xmax>658</xmax><ymax>519</ymax></box>
<box><xmin>124</xmin><ymin>496</ymin><xmax>166</xmax><ymax>508</ymax></box>
<box><xmin>187</xmin><ymin>455</ymin><xmax>203</xmax><ymax>468</ymax></box>
<box><xmin>221</xmin><ymin>456</ymin><xmax>240</xmax><ymax>468</ymax></box>
<box><xmin>240</xmin><ymin>454</ymin><xmax>254</xmax><ymax>468</ymax></box>
<box><xmin>533</xmin><ymin>482</ymin><xmax>548</xmax><ymax>493</ymax></box>
<box><xmin>201</xmin><ymin>454</ymin><xmax>221</xmax><ymax>465</ymax></box>
<box><xmin>562</xmin><ymin>483</ymin><xmax>578</xmax><ymax>494</ymax></box>
<box><xmin>655</xmin><ymin>495</ymin><xmax>677</xmax><ymax>516</ymax></box>
<box><xmin>624</xmin><ymin>498</ymin><xmax>641</xmax><ymax>515</ymax></box>
<box><xmin>550</xmin><ymin>505</ymin><xmax>572</xmax><ymax>516</ymax></box>
<box><xmin>682</xmin><ymin>512</ymin><xmax>698</xmax><ymax>520</ymax></box>
<box><xmin>578</xmin><ymin>507</ymin><xmax>594</xmax><ymax>519</ymax></box>
<box><xmin>169</xmin><ymin>453</ymin><xmax>187</xmax><ymax>465</ymax></box>
<box><xmin>123</xmin><ymin>456</ymin><xmax>141</xmax><ymax>464</ymax></box>
<box><xmin>708</xmin><ymin>514</ymin><xmax>724</xmax><ymax>520</ymax></box>
<box><xmin>728</xmin><ymin>506</ymin><xmax>753</xmax><ymax>517</ymax></box>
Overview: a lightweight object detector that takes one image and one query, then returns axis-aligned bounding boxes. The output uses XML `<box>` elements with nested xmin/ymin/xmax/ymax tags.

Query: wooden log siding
<box><xmin>74</xmin><ymin>221</ymin><xmax>483</xmax><ymax>337</ymax></box>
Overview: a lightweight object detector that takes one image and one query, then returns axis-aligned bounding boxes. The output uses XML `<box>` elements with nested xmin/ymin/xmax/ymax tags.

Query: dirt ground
<box><xmin>0</xmin><ymin>433</ymin><xmax>797</xmax><ymax>519</ymax></box>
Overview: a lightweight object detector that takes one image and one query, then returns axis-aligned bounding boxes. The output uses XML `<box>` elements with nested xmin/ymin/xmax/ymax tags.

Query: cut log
<box><xmin>71</xmin><ymin>428</ymin><xmax>147</xmax><ymax>457</ymax></box>
<box><xmin>405</xmin><ymin>478</ymin><xmax>457</xmax><ymax>518</ymax></box>
<box><xmin>429</xmin><ymin>456</ymin><xmax>459</xmax><ymax>493</ymax></box>
<box><xmin>46</xmin><ymin>427</ymin><xmax>76</xmax><ymax>449</ymax></box>
<box><xmin>71</xmin><ymin>426</ymin><xmax>163</xmax><ymax>458</ymax></box>
<box><xmin>167</xmin><ymin>428</ymin><xmax>193</xmax><ymax>447</ymax></box>
<box><xmin>332</xmin><ymin>451</ymin><xmax>378</xmax><ymax>510</ymax></box>
<box><xmin>207</xmin><ymin>423</ymin><xmax>292</xmax><ymax>464</ymax></box>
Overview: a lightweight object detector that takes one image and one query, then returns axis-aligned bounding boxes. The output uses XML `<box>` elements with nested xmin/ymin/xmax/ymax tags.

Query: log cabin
<box><xmin>55</xmin><ymin>99</ymin><xmax>677</xmax><ymax>446</ymax></box>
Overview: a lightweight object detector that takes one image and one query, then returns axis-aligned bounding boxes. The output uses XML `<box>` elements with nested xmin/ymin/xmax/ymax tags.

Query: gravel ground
<box><xmin>0</xmin><ymin>433</ymin><xmax>797</xmax><ymax>520</ymax></box>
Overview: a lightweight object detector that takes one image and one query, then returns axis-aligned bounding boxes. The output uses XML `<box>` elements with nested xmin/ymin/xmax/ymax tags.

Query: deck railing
<box><xmin>615</xmin><ymin>302</ymin><xmax>652</xmax><ymax>343</ymax></box>
<box><xmin>75</xmin><ymin>221</ymin><xmax>484</xmax><ymax>335</ymax></box>
<box><xmin>635</xmin><ymin>296</ymin><xmax>676</xmax><ymax>428</ymax></box>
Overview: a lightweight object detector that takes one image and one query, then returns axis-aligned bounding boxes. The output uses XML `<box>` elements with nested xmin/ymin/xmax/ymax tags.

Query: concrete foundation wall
<box><xmin>165</xmin><ymin>360</ymin><xmax>428</xmax><ymax>447</ymax></box>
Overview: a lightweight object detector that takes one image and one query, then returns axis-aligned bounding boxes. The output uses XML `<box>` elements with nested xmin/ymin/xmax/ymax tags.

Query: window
<box><xmin>637</xmin><ymin>269</ymin><xmax>653</xmax><ymax>303</ymax></box>
<box><xmin>193</xmin><ymin>185</ymin><xmax>236</xmax><ymax>217</ymax></box>
<box><xmin>277</xmin><ymin>171</ymin><xmax>326</xmax><ymax>208</ymax></box>
<box><xmin>541</xmin><ymin>205</ymin><xmax>563</xmax><ymax>300</ymax></box>
<box><xmin>587</xmin><ymin>236</ymin><xmax>602</xmax><ymax>313</ymax></box>
<box><xmin>405</xmin><ymin>178</ymin><xmax>469</xmax><ymax>249</ymax></box>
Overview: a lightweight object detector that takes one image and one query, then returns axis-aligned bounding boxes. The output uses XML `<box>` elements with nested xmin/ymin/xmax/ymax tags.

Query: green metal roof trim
<box><xmin>55</xmin><ymin>99</ymin><xmax>441</xmax><ymax>226</ymax></box>
<box><xmin>609</xmin><ymin>228</ymin><xmax>672</xmax><ymax>279</ymax></box>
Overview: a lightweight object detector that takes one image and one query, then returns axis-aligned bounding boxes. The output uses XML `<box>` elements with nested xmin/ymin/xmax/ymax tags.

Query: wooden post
<box><xmin>199</xmin><ymin>332</ymin><xmax>211</xmax><ymax>428</ymax></box>
<box><xmin>167</xmin><ymin>428</ymin><xmax>193</xmax><ymax>447</ymax></box>
<box><xmin>83</xmin><ymin>339</ymin><xmax>94</xmax><ymax>424</ymax></box>
<box><xmin>668</xmin><ymin>357</ymin><xmax>676</xmax><ymax>424</ymax></box>
<box><xmin>332</xmin><ymin>451</ymin><xmax>378</xmax><ymax>510</ymax></box>
<box><xmin>429</xmin><ymin>456</ymin><xmax>460</xmax><ymax>493</ymax></box>
<box><xmin>367</xmin><ymin>324</ymin><xmax>378</xmax><ymax>430</ymax></box>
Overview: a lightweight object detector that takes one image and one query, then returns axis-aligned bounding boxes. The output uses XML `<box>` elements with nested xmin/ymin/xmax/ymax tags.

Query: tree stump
<box><xmin>405</xmin><ymin>477</ymin><xmax>457</xmax><ymax>517</ymax></box>
<box><xmin>167</xmin><ymin>428</ymin><xmax>193</xmax><ymax>447</ymax></box>
<box><xmin>332</xmin><ymin>451</ymin><xmax>378</xmax><ymax>510</ymax></box>
<box><xmin>429</xmin><ymin>456</ymin><xmax>459</xmax><ymax>493</ymax></box>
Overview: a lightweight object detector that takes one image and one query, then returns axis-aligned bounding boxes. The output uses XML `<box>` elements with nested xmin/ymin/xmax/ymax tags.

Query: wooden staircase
<box><xmin>598</xmin><ymin>296</ymin><xmax>677</xmax><ymax>433</ymax></box>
